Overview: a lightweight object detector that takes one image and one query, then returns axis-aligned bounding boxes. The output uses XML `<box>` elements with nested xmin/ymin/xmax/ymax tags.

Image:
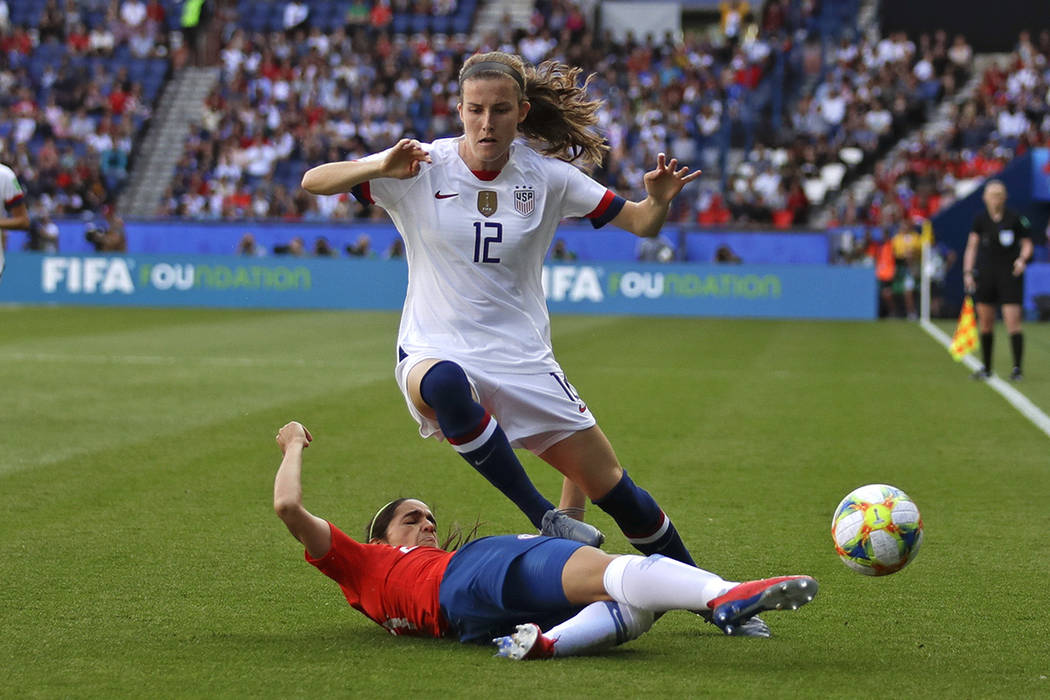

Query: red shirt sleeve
<box><xmin>304</xmin><ymin>522</ymin><xmax>453</xmax><ymax>638</ymax></box>
<box><xmin>305</xmin><ymin>521</ymin><xmax>367</xmax><ymax>595</ymax></box>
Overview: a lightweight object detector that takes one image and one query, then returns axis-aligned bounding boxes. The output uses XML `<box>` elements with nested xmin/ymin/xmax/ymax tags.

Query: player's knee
<box><xmin>419</xmin><ymin>360</ymin><xmax>472</xmax><ymax>409</ymax></box>
<box><xmin>614</xmin><ymin>602</ymin><xmax>655</xmax><ymax>643</ymax></box>
<box><xmin>601</xmin><ymin>553</ymin><xmax>646</xmax><ymax>604</ymax></box>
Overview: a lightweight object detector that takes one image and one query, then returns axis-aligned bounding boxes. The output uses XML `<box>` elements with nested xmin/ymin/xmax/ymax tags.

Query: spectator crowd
<box><xmin>0</xmin><ymin>0</ymin><xmax>172</xmax><ymax>226</ymax></box>
<box><xmin>3</xmin><ymin>0</ymin><xmax>1046</xmax><ymax>250</ymax></box>
<box><xmin>158</xmin><ymin>0</ymin><xmax>864</xmax><ymax>224</ymax></box>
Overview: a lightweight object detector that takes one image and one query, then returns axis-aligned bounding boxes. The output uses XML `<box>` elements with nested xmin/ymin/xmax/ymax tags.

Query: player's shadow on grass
<box><xmin>219</xmin><ymin>625</ymin><xmax>656</xmax><ymax>661</ymax></box>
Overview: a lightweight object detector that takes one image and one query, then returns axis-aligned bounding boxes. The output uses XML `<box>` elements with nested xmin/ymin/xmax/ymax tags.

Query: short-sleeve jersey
<box><xmin>306</xmin><ymin>522</ymin><xmax>453</xmax><ymax>637</ymax></box>
<box><xmin>352</xmin><ymin>138</ymin><xmax>623</xmax><ymax>373</ymax></box>
<box><xmin>971</xmin><ymin>208</ymin><xmax>1030</xmax><ymax>272</ymax></box>
<box><xmin>0</xmin><ymin>163</ymin><xmax>25</xmax><ymax>220</ymax></box>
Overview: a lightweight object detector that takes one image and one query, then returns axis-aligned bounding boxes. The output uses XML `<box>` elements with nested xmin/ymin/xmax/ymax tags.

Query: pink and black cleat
<box><xmin>706</xmin><ymin>576</ymin><xmax>818</xmax><ymax>635</ymax></box>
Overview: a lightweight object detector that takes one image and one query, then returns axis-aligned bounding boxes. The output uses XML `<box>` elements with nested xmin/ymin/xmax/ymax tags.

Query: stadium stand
<box><xmin>0</xmin><ymin>0</ymin><xmax>174</xmax><ymax>216</ymax></box>
<box><xmin>8</xmin><ymin>0</ymin><xmax>1044</xmax><ymax>264</ymax></box>
<box><xmin>832</xmin><ymin>30</ymin><xmax>1050</xmax><ymax>230</ymax></box>
<box><xmin>158</xmin><ymin>0</ymin><xmax>873</xmax><ymax>225</ymax></box>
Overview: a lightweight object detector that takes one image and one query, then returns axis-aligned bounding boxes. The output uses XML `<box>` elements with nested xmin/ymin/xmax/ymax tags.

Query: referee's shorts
<box><xmin>975</xmin><ymin>267</ymin><xmax>1024</xmax><ymax>305</ymax></box>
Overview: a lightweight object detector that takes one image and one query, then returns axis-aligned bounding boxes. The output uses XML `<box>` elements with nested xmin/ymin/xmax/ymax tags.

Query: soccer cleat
<box><xmin>971</xmin><ymin>368</ymin><xmax>991</xmax><ymax>381</ymax></box>
<box><xmin>696</xmin><ymin>610</ymin><xmax>771</xmax><ymax>638</ymax></box>
<box><xmin>541</xmin><ymin>509</ymin><xmax>605</xmax><ymax>547</ymax></box>
<box><xmin>1010</xmin><ymin>367</ymin><xmax>1023</xmax><ymax>382</ymax></box>
<box><xmin>493</xmin><ymin>623</ymin><xmax>555</xmax><ymax>660</ymax></box>
<box><xmin>706</xmin><ymin>576</ymin><xmax>818</xmax><ymax>636</ymax></box>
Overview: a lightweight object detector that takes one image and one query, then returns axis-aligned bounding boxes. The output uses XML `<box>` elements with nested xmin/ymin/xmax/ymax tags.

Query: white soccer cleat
<box><xmin>493</xmin><ymin>623</ymin><xmax>555</xmax><ymax>660</ymax></box>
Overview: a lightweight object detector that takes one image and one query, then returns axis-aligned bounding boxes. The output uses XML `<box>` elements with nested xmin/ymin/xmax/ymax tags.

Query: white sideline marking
<box><xmin>920</xmin><ymin>319</ymin><xmax>1050</xmax><ymax>440</ymax></box>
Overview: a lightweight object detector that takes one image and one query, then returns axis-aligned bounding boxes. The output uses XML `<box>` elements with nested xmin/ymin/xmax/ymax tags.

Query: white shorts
<box><xmin>394</xmin><ymin>353</ymin><xmax>596</xmax><ymax>455</ymax></box>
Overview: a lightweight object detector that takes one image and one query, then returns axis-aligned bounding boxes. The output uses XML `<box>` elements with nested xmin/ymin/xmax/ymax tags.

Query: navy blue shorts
<box><xmin>439</xmin><ymin>535</ymin><xmax>586</xmax><ymax>643</ymax></box>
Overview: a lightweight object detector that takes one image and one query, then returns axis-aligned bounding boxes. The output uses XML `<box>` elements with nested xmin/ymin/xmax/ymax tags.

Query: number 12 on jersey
<box><xmin>473</xmin><ymin>221</ymin><xmax>502</xmax><ymax>263</ymax></box>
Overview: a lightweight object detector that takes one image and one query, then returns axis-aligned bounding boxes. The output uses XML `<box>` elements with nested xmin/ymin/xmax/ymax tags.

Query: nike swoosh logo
<box><xmin>472</xmin><ymin>446</ymin><xmax>496</xmax><ymax>466</ymax></box>
<box><xmin>578</xmin><ymin>404</ymin><xmax>587</xmax><ymax>413</ymax></box>
<box><xmin>435</xmin><ymin>191</ymin><xmax>459</xmax><ymax>199</ymax></box>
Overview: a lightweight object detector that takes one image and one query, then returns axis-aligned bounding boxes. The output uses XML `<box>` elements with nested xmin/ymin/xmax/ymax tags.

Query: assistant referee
<box><xmin>962</xmin><ymin>180</ymin><xmax>1033</xmax><ymax>381</ymax></box>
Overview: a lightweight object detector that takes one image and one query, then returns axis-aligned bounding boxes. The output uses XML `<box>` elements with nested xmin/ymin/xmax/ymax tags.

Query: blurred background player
<box><xmin>0</xmin><ymin>162</ymin><xmax>30</xmax><ymax>281</ymax></box>
<box><xmin>963</xmin><ymin>180</ymin><xmax>1033</xmax><ymax>380</ymax></box>
<box><xmin>272</xmin><ymin>421</ymin><xmax>819</xmax><ymax>659</ymax></box>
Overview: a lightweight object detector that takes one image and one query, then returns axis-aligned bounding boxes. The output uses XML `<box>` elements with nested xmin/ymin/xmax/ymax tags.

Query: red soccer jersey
<box><xmin>306</xmin><ymin>522</ymin><xmax>454</xmax><ymax>637</ymax></box>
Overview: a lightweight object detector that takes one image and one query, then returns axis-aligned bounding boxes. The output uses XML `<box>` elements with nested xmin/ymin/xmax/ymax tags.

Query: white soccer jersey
<box><xmin>353</xmin><ymin>138</ymin><xmax>624</xmax><ymax>373</ymax></box>
<box><xmin>0</xmin><ymin>163</ymin><xmax>25</xmax><ymax>219</ymax></box>
<box><xmin>0</xmin><ymin>163</ymin><xmax>26</xmax><ymax>277</ymax></box>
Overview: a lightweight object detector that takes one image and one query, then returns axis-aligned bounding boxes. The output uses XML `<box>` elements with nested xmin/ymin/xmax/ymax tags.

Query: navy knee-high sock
<box><xmin>594</xmin><ymin>470</ymin><xmax>695</xmax><ymax>566</ymax></box>
<box><xmin>420</xmin><ymin>361</ymin><xmax>553</xmax><ymax>528</ymax></box>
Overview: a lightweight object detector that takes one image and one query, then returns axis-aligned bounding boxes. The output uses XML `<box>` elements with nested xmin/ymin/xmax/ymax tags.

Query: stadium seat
<box><xmin>452</xmin><ymin>14</ymin><xmax>472</xmax><ymax>34</ymax></box>
<box><xmin>431</xmin><ymin>15</ymin><xmax>451</xmax><ymax>34</ymax></box>
<box><xmin>392</xmin><ymin>13</ymin><xmax>411</xmax><ymax>34</ymax></box>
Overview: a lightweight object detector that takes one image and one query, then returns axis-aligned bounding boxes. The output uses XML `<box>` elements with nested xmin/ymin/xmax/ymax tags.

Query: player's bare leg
<box><xmin>540</xmin><ymin>427</ymin><xmax>694</xmax><ymax>565</ymax></box>
<box><xmin>407</xmin><ymin>358</ymin><xmax>600</xmax><ymax>544</ymax></box>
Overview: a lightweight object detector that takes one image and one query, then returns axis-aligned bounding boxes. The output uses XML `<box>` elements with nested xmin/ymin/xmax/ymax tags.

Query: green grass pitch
<box><xmin>2</xmin><ymin>306</ymin><xmax>1049</xmax><ymax>698</ymax></box>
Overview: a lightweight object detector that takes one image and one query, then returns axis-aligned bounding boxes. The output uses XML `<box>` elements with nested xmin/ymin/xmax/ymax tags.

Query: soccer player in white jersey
<box><xmin>0</xmin><ymin>162</ymin><xmax>31</xmax><ymax>281</ymax></box>
<box><xmin>302</xmin><ymin>51</ymin><xmax>769</xmax><ymax>633</ymax></box>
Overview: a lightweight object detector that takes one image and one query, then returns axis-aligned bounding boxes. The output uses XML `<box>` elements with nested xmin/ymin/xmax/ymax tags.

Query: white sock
<box><xmin>545</xmin><ymin>601</ymin><xmax>654</xmax><ymax>657</ymax></box>
<box><xmin>602</xmin><ymin>554</ymin><xmax>736</xmax><ymax>612</ymax></box>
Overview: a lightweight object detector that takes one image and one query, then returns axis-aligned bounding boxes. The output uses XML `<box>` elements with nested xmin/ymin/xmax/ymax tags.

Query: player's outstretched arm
<box><xmin>301</xmin><ymin>139</ymin><xmax>432</xmax><ymax>195</ymax></box>
<box><xmin>610</xmin><ymin>152</ymin><xmax>702</xmax><ymax>238</ymax></box>
<box><xmin>273</xmin><ymin>421</ymin><xmax>331</xmax><ymax>558</ymax></box>
<box><xmin>0</xmin><ymin>201</ymin><xmax>30</xmax><ymax>231</ymax></box>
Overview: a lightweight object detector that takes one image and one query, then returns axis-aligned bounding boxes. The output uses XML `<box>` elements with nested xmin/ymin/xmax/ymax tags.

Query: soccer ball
<box><xmin>831</xmin><ymin>484</ymin><xmax>924</xmax><ymax>576</ymax></box>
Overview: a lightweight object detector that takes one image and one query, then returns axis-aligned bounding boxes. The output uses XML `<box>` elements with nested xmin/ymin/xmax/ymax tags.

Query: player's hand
<box><xmin>1012</xmin><ymin>258</ymin><xmax>1026</xmax><ymax>277</ymax></box>
<box><xmin>643</xmin><ymin>152</ymin><xmax>702</xmax><ymax>205</ymax></box>
<box><xmin>381</xmin><ymin>139</ymin><xmax>432</xmax><ymax>180</ymax></box>
<box><xmin>276</xmin><ymin>421</ymin><xmax>312</xmax><ymax>454</ymax></box>
<box><xmin>963</xmin><ymin>271</ymin><xmax>976</xmax><ymax>294</ymax></box>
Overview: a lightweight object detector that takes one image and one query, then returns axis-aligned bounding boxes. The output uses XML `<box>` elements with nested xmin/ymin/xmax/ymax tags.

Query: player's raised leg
<box><xmin>540</xmin><ymin>427</ymin><xmax>695</xmax><ymax>565</ymax></box>
<box><xmin>409</xmin><ymin>359</ymin><xmax>602</xmax><ymax>544</ymax></box>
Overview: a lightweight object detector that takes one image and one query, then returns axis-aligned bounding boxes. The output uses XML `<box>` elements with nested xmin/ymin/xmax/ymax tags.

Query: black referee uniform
<box><xmin>970</xmin><ymin>207</ymin><xmax>1031</xmax><ymax>377</ymax></box>
<box><xmin>972</xmin><ymin>208</ymin><xmax>1030</xmax><ymax>306</ymax></box>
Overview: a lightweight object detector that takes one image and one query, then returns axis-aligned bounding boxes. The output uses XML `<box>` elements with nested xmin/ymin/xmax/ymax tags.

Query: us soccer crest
<box><xmin>477</xmin><ymin>191</ymin><xmax>497</xmax><ymax>217</ymax></box>
<box><xmin>514</xmin><ymin>186</ymin><xmax>535</xmax><ymax>216</ymax></box>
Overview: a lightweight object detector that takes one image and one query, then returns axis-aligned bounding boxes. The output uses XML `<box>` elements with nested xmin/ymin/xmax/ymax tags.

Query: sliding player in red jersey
<box><xmin>273</xmin><ymin>422</ymin><xmax>818</xmax><ymax>659</ymax></box>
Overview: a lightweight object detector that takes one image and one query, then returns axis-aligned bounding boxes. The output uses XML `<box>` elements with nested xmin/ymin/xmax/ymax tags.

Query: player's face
<box><xmin>983</xmin><ymin>183</ymin><xmax>1006</xmax><ymax>212</ymax></box>
<box><xmin>382</xmin><ymin>499</ymin><xmax>439</xmax><ymax>548</ymax></box>
<box><xmin>457</xmin><ymin>77</ymin><xmax>530</xmax><ymax>170</ymax></box>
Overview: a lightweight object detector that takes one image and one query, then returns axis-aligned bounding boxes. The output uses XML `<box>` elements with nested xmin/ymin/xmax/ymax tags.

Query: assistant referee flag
<box><xmin>949</xmin><ymin>296</ymin><xmax>979</xmax><ymax>360</ymax></box>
